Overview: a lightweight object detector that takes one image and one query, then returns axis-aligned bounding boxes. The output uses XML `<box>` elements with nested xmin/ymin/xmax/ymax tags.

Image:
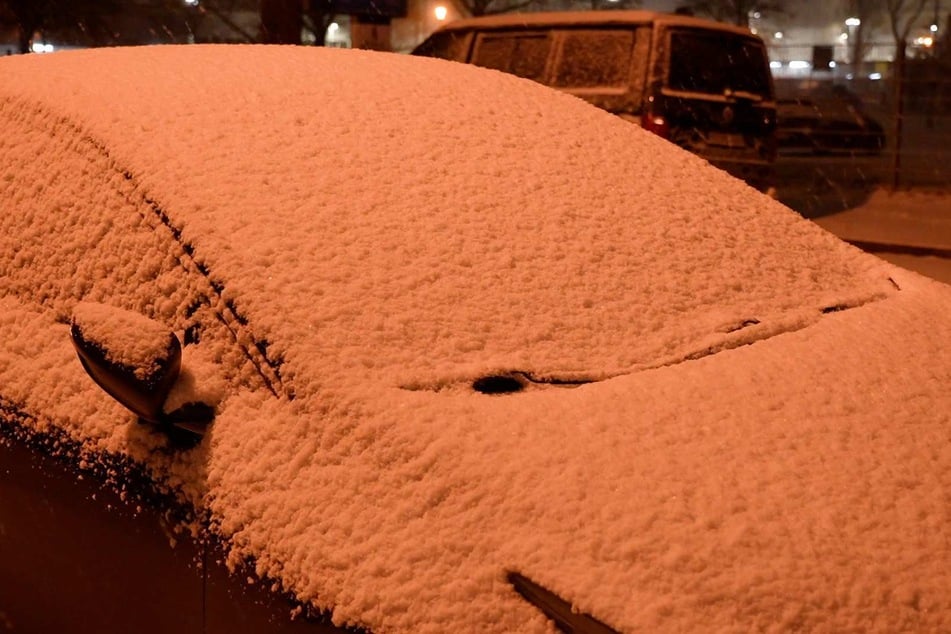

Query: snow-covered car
<box><xmin>1</xmin><ymin>46</ymin><xmax>949</xmax><ymax>634</ymax></box>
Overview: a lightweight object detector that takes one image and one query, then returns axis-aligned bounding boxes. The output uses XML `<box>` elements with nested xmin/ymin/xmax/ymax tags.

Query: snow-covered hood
<box><xmin>1</xmin><ymin>46</ymin><xmax>949</xmax><ymax>633</ymax></box>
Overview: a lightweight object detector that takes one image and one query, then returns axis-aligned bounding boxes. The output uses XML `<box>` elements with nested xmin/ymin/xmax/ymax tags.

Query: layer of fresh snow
<box><xmin>438</xmin><ymin>9</ymin><xmax>756</xmax><ymax>37</ymax></box>
<box><xmin>71</xmin><ymin>302</ymin><xmax>176</xmax><ymax>380</ymax></box>
<box><xmin>0</xmin><ymin>45</ymin><xmax>949</xmax><ymax>633</ymax></box>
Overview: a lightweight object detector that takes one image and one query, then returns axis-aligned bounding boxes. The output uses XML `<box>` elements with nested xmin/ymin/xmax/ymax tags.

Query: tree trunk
<box><xmin>17</xmin><ymin>26</ymin><xmax>31</xmax><ymax>54</ymax></box>
<box><xmin>15</xmin><ymin>11</ymin><xmax>40</xmax><ymax>54</ymax></box>
<box><xmin>734</xmin><ymin>4</ymin><xmax>748</xmax><ymax>27</ymax></box>
<box><xmin>891</xmin><ymin>39</ymin><xmax>906</xmax><ymax>189</ymax></box>
<box><xmin>260</xmin><ymin>0</ymin><xmax>303</xmax><ymax>44</ymax></box>
<box><xmin>851</xmin><ymin>23</ymin><xmax>865</xmax><ymax>70</ymax></box>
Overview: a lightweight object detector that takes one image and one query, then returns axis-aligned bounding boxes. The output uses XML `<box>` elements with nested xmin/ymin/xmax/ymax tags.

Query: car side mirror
<box><xmin>70</xmin><ymin>303</ymin><xmax>182</xmax><ymax>425</ymax></box>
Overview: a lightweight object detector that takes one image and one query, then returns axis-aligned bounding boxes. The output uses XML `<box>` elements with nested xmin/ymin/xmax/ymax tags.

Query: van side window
<box><xmin>472</xmin><ymin>32</ymin><xmax>551</xmax><ymax>82</ymax></box>
<box><xmin>551</xmin><ymin>30</ymin><xmax>634</xmax><ymax>89</ymax></box>
<box><xmin>413</xmin><ymin>30</ymin><xmax>472</xmax><ymax>62</ymax></box>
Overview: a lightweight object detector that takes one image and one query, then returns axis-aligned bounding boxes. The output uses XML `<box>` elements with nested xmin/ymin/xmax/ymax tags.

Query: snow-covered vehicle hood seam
<box><xmin>402</xmin><ymin>288</ymin><xmax>893</xmax><ymax>394</ymax></box>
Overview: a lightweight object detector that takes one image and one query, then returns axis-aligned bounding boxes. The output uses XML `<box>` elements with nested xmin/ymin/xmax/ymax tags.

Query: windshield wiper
<box><xmin>508</xmin><ymin>571</ymin><xmax>619</xmax><ymax>634</ymax></box>
<box><xmin>724</xmin><ymin>88</ymin><xmax>764</xmax><ymax>103</ymax></box>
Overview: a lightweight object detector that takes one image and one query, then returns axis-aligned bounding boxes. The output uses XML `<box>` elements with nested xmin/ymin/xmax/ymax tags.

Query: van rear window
<box><xmin>667</xmin><ymin>30</ymin><xmax>771</xmax><ymax>99</ymax></box>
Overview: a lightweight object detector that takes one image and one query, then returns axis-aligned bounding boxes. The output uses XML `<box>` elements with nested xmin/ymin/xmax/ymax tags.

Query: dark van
<box><xmin>412</xmin><ymin>11</ymin><xmax>777</xmax><ymax>190</ymax></box>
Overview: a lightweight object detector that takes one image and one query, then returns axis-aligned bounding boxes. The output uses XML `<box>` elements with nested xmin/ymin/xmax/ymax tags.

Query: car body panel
<box><xmin>0</xmin><ymin>428</ymin><xmax>204</xmax><ymax>634</ymax></box>
<box><xmin>0</xmin><ymin>426</ymin><xmax>351</xmax><ymax>633</ymax></box>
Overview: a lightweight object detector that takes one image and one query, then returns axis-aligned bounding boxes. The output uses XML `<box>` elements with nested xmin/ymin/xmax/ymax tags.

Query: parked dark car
<box><xmin>1</xmin><ymin>45</ymin><xmax>950</xmax><ymax>634</ymax></box>
<box><xmin>775</xmin><ymin>81</ymin><xmax>886</xmax><ymax>154</ymax></box>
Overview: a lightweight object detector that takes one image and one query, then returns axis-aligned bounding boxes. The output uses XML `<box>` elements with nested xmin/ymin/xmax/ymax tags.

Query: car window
<box><xmin>666</xmin><ymin>28</ymin><xmax>771</xmax><ymax>99</ymax></box>
<box><xmin>412</xmin><ymin>29</ymin><xmax>472</xmax><ymax>62</ymax></box>
<box><xmin>550</xmin><ymin>29</ymin><xmax>635</xmax><ymax>90</ymax></box>
<box><xmin>471</xmin><ymin>32</ymin><xmax>551</xmax><ymax>82</ymax></box>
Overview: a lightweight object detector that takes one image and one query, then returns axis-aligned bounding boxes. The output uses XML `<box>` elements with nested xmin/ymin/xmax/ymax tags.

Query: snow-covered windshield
<box><xmin>0</xmin><ymin>45</ymin><xmax>890</xmax><ymax>401</ymax></box>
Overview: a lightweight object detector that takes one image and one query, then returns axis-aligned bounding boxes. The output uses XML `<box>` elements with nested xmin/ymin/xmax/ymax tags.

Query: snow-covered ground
<box><xmin>811</xmin><ymin>187</ymin><xmax>951</xmax><ymax>284</ymax></box>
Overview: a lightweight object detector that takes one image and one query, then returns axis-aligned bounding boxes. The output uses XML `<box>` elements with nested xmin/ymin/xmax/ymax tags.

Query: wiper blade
<box><xmin>507</xmin><ymin>571</ymin><xmax>619</xmax><ymax>634</ymax></box>
<box><xmin>724</xmin><ymin>88</ymin><xmax>764</xmax><ymax>102</ymax></box>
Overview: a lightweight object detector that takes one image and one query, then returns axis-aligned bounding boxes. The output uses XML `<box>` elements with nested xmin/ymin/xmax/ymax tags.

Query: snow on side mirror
<box><xmin>70</xmin><ymin>302</ymin><xmax>182</xmax><ymax>425</ymax></box>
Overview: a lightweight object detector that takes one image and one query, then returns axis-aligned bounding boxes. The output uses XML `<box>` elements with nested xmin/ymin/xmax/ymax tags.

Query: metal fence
<box><xmin>893</xmin><ymin>56</ymin><xmax>951</xmax><ymax>186</ymax></box>
<box><xmin>773</xmin><ymin>47</ymin><xmax>951</xmax><ymax>195</ymax></box>
<box><xmin>767</xmin><ymin>46</ymin><xmax>951</xmax><ymax>216</ymax></box>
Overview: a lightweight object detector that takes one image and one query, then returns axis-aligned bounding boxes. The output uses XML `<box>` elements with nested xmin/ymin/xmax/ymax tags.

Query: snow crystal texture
<box><xmin>1</xmin><ymin>46</ymin><xmax>948</xmax><ymax>633</ymax></box>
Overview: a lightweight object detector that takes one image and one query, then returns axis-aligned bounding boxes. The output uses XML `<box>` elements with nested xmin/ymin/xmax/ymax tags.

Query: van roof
<box><xmin>434</xmin><ymin>10</ymin><xmax>758</xmax><ymax>38</ymax></box>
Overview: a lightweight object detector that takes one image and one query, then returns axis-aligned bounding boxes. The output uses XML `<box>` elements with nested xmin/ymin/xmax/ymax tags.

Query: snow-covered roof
<box><xmin>1</xmin><ymin>45</ymin><xmax>949</xmax><ymax>633</ymax></box>
<box><xmin>433</xmin><ymin>10</ymin><xmax>758</xmax><ymax>38</ymax></box>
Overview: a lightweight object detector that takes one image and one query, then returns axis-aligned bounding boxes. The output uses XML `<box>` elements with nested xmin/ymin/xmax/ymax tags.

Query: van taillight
<box><xmin>641</xmin><ymin>112</ymin><xmax>670</xmax><ymax>138</ymax></box>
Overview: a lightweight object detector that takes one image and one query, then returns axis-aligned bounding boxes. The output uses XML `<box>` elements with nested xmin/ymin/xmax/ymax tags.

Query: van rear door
<box><xmin>651</xmin><ymin>25</ymin><xmax>776</xmax><ymax>186</ymax></box>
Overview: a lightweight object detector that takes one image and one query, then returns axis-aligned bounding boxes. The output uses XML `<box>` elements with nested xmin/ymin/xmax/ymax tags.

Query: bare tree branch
<box><xmin>454</xmin><ymin>0</ymin><xmax>538</xmax><ymax>18</ymax></box>
<box><xmin>678</xmin><ymin>0</ymin><xmax>787</xmax><ymax>26</ymax></box>
<box><xmin>197</xmin><ymin>0</ymin><xmax>257</xmax><ymax>42</ymax></box>
<box><xmin>885</xmin><ymin>0</ymin><xmax>928</xmax><ymax>43</ymax></box>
